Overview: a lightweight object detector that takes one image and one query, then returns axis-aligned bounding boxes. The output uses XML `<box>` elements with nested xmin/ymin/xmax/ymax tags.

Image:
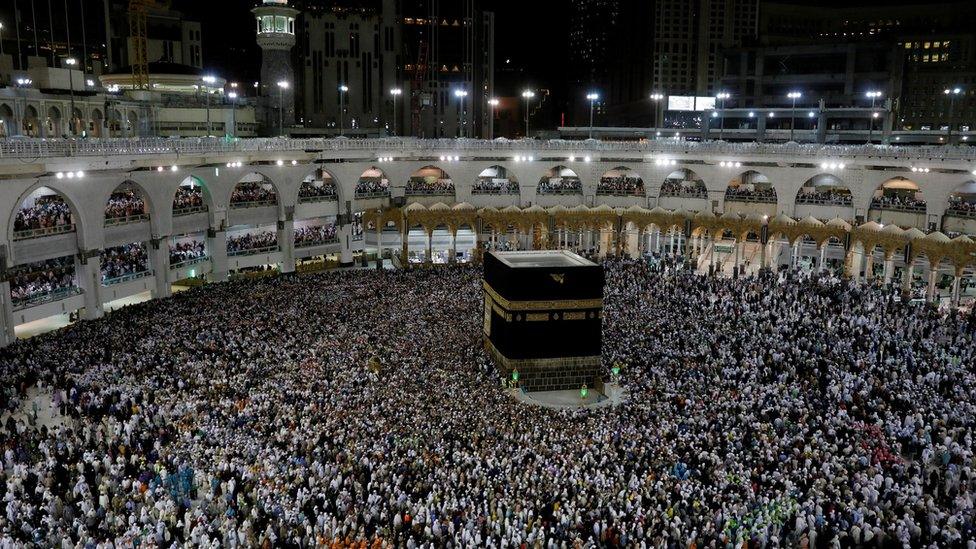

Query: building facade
<box><xmin>104</xmin><ymin>0</ymin><xmax>203</xmax><ymax>73</ymax></box>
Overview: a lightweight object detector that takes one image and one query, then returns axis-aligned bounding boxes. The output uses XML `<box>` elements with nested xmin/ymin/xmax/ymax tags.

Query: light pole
<box><xmin>202</xmin><ymin>75</ymin><xmax>216</xmax><ymax>136</ymax></box>
<box><xmin>586</xmin><ymin>92</ymin><xmax>599</xmax><ymax>140</ymax></box>
<box><xmin>454</xmin><ymin>89</ymin><xmax>468</xmax><ymax>138</ymax></box>
<box><xmin>389</xmin><ymin>87</ymin><xmax>402</xmax><ymax>137</ymax></box>
<box><xmin>521</xmin><ymin>90</ymin><xmax>535</xmax><ymax>138</ymax></box>
<box><xmin>338</xmin><ymin>84</ymin><xmax>349</xmax><ymax>137</ymax></box>
<box><xmin>865</xmin><ymin>91</ymin><xmax>882</xmax><ymax>144</ymax></box>
<box><xmin>277</xmin><ymin>80</ymin><xmax>289</xmax><ymax>137</ymax></box>
<box><xmin>650</xmin><ymin>92</ymin><xmax>664</xmax><ymax>133</ymax></box>
<box><xmin>716</xmin><ymin>92</ymin><xmax>730</xmax><ymax>140</ymax></box>
<box><xmin>0</xmin><ymin>22</ymin><xmax>4</xmax><ymax>57</ymax></box>
<box><xmin>787</xmin><ymin>91</ymin><xmax>802</xmax><ymax>142</ymax></box>
<box><xmin>228</xmin><ymin>91</ymin><xmax>238</xmax><ymax>138</ymax></box>
<box><xmin>944</xmin><ymin>87</ymin><xmax>962</xmax><ymax>143</ymax></box>
<box><xmin>488</xmin><ymin>98</ymin><xmax>499</xmax><ymax>139</ymax></box>
<box><xmin>65</xmin><ymin>57</ymin><xmax>77</xmax><ymax>136</ymax></box>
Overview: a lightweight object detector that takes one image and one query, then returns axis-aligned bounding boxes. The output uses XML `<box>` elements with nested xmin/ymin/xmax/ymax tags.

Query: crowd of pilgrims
<box><xmin>299</xmin><ymin>182</ymin><xmax>338</xmax><ymax>201</ymax></box>
<box><xmin>169</xmin><ymin>242</ymin><xmax>207</xmax><ymax>266</ymax></box>
<box><xmin>294</xmin><ymin>225</ymin><xmax>337</xmax><ymax>247</ymax></box>
<box><xmin>405</xmin><ymin>178</ymin><xmax>455</xmax><ymax>195</ymax></box>
<box><xmin>598</xmin><ymin>176</ymin><xmax>645</xmax><ymax>195</ymax></box>
<box><xmin>725</xmin><ymin>186</ymin><xmax>777</xmax><ymax>202</ymax></box>
<box><xmin>947</xmin><ymin>196</ymin><xmax>976</xmax><ymax>216</ymax></box>
<box><xmin>98</xmin><ymin>244</ymin><xmax>150</xmax><ymax>283</ymax></box>
<box><xmin>472</xmin><ymin>179</ymin><xmax>520</xmax><ymax>194</ymax></box>
<box><xmin>870</xmin><ymin>195</ymin><xmax>927</xmax><ymax>212</ymax></box>
<box><xmin>173</xmin><ymin>187</ymin><xmax>205</xmax><ymax>214</ymax></box>
<box><xmin>104</xmin><ymin>191</ymin><xmax>147</xmax><ymax>222</ymax></box>
<box><xmin>659</xmin><ymin>179</ymin><xmax>708</xmax><ymax>198</ymax></box>
<box><xmin>538</xmin><ymin>177</ymin><xmax>583</xmax><ymax>194</ymax></box>
<box><xmin>7</xmin><ymin>257</ymin><xmax>75</xmax><ymax>307</ymax></box>
<box><xmin>13</xmin><ymin>198</ymin><xmax>73</xmax><ymax>235</ymax></box>
<box><xmin>795</xmin><ymin>190</ymin><xmax>854</xmax><ymax>206</ymax></box>
<box><xmin>355</xmin><ymin>179</ymin><xmax>390</xmax><ymax>196</ymax></box>
<box><xmin>226</xmin><ymin>232</ymin><xmax>278</xmax><ymax>254</ymax></box>
<box><xmin>230</xmin><ymin>183</ymin><xmax>277</xmax><ymax>206</ymax></box>
<box><xmin>1</xmin><ymin>261</ymin><xmax>975</xmax><ymax>548</ymax></box>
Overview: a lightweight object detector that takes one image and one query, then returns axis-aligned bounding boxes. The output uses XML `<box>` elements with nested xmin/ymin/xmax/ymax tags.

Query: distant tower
<box><xmin>253</xmin><ymin>0</ymin><xmax>299</xmax><ymax>133</ymax></box>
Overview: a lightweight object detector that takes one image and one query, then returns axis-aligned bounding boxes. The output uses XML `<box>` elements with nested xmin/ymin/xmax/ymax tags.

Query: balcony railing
<box><xmin>101</xmin><ymin>270</ymin><xmax>152</xmax><ymax>286</ymax></box>
<box><xmin>12</xmin><ymin>286</ymin><xmax>83</xmax><ymax>311</ymax></box>
<box><xmin>228</xmin><ymin>245</ymin><xmax>279</xmax><ymax>257</ymax></box>
<box><xmin>298</xmin><ymin>194</ymin><xmax>338</xmax><ymax>204</ymax></box>
<box><xmin>170</xmin><ymin>256</ymin><xmax>209</xmax><ymax>270</ymax></box>
<box><xmin>405</xmin><ymin>189</ymin><xmax>455</xmax><ymax>197</ymax></box>
<box><xmin>795</xmin><ymin>197</ymin><xmax>854</xmax><ymax>206</ymax></box>
<box><xmin>659</xmin><ymin>190</ymin><xmax>708</xmax><ymax>199</ymax></box>
<box><xmin>946</xmin><ymin>207</ymin><xmax>976</xmax><ymax>219</ymax></box>
<box><xmin>173</xmin><ymin>205</ymin><xmax>208</xmax><ymax>217</ymax></box>
<box><xmin>596</xmin><ymin>189</ymin><xmax>645</xmax><ymax>197</ymax></box>
<box><xmin>355</xmin><ymin>190</ymin><xmax>392</xmax><ymax>199</ymax></box>
<box><xmin>295</xmin><ymin>238</ymin><xmax>338</xmax><ymax>249</ymax></box>
<box><xmin>538</xmin><ymin>188</ymin><xmax>583</xmax><ymax>195</ymax></box>
<box><xmin>472</xmin><ymin>188</ymin><xmax>520</xmax><ymax>195</ymax></box>
<box><xmin>725</xmin><ymin>194</ymin><xmax>778</xmax><ymax>204</ymax></box>
<box><xmin>870</xmin><ymin>203</ymin><xmax>927</xmax><ymax>214</ymax></box>
<box><xmin>230</xmin><ymin>200</ymin><xmax>277</xmax><ymax>209</ymax></box>
<box><xmin>4</xmin><ymin>136</ymin><xmax>976</xmax><ymax>163</ymax></box>
<box><xmin>105</xmin><ymin>214</ymin><xmax>150</xmax><ymax>226</ymax></box>
<box><xmin>13</xmin><ymin>223</ymin><xmax>76</xmax><ymax>241</ymax></box>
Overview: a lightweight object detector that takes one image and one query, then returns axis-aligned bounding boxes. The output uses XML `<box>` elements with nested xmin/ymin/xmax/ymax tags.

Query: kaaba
<box><xmin>483</xmin><ymin>250</ymin><xmax>605</xmax><ymax>392</ymax></box>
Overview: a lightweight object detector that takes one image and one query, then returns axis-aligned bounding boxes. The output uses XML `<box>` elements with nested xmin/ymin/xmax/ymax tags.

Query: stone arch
<box><xmin>539</xmin><ymin>166</ymin><xmax>582</xmax><ymax>195</ymax></box>
<box><xmin>23</xmin><ymin>105</ymin><xmax>39</xmax><ymax>136</ymax></box>
<box><xmin>89</xmin><ymin>108</ymin><xmax>104</xmax><ymax>137</ymax></box>
<box><xmin>172</xmin><ymin>175</ymin><xmax>212</xmax><ymax>216</ymax></box>
<box><xmin>474</xmin><ymin>165</ymin><xmax>519</xmax><ymax>194</ymax></box>
<box><xmin>599</xmin><ymin>166</ymin><xmax>644</xmax><ymax>196</ymax></box>
<box><xmin>795</xmin><ymin>174</ymin><xmax>852</xmax><ymax>206</ymax></box>
<box><xmin>406</xmin><ymin>165</ymin><xmax>455</xmax><ymax>196</ymax></box>
<box><xmin>46</xmin><ymin>105</ymin><xmax>62</xmax><ymax>136</ymax></box>
<box><xmin>298</xmin><ymin>167</ymin><xmax>339</xmax><ymax>203</ymax></box>
<box><xmin>9</xmin><ymin>185</ymin><xmax>83</xmax><ymax>244</ymax></box>
<box><xmin>661</xmin><ymin>168</ymin><xmax>707</xmax><ymax>198</ymax></box>
<box><xmin>0</xmin><ymin>104</ymin><xmax>13</xmax><ymax>137</ymax></box>
<box><xmin>947</xmin><ymin>180</ymin><xmax>976</xmax><ymax>217</ymax></box>
<box><xmin>229</xmin><ymin>172</ymin><xmax>280</xmax><ymax>208</ymax></box>
<box><xmin>870</xmin><ymin>177</ymin><xmax>925</xmax><ymax>212</ymax></box>
<box><xmin>356</xmin><ymin>167</ymin><xmax>391</xmax><ymax>197</ymax></box>
<box><xmin>70</xmin><ymin>107</ymin><xmax>84</xmax><ymax>135</ymax></box>
<box><xmin>726</xmin><ymin>170</ymin><xmax>777</xmax><ymax>203</ymax></box>
<box><xmin>104</xmin><ymin>180</ymin><xmax>152</xmax><ymax>225</ymax></box>
<box><xmin>127</xmin><ymin>110</ymin><xmax>139</xmax><ymax>135</ymax></box>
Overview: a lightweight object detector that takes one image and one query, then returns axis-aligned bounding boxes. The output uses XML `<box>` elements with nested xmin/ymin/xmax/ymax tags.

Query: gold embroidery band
<box><xmin>482</xmin><ymin>282</ymin><xmax>603</xmax><ymax>312</ymax></box>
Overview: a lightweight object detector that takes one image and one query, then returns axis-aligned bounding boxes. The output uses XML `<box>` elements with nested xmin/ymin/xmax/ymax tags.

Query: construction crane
<box><xmin>128</xmin><ymin>0</ymin><xmax>170</xmax><ymax>90</ymax></box>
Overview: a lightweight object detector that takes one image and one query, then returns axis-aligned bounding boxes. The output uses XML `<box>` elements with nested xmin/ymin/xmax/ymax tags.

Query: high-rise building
<box><xmin>400</xmin><ymin>0</ymin><xmax>495</xmax><ymax>138</ymax></box>
<box><xmin>653</xmin><ymin>0</ymin><xmax>758</xmax><ymax>97</ymax></box>
<box><xmin>253</xmin><ymin>0</ymin><xmax>300</xmax><ymax>134</ymax></box>
<box><xmin>723</xmin><ymin>0</ymin><xmax>976</xmax><ymax>133</ymax></box>
<box><xmin>104</xmin><ymin>0</ymin><xmax>202</xmax><ymax>73</ymax></box>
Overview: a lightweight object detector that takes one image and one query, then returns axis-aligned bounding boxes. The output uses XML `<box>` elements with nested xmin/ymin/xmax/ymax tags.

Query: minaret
<box><xmin>253</xmin><ymin>0</ymin><xmax>299</xmax><ymax>133</ymax></box>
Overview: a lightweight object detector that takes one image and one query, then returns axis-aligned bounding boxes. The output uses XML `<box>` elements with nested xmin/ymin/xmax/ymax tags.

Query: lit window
<box><xmin>904</xmin><ymin>42</ymin><xmax>911</xmax><ymax>49</ymax></box>
<box><xmin>923</xmin><ymin>42</ymin><xmax>931</xmax><ymax>49</ymax></box>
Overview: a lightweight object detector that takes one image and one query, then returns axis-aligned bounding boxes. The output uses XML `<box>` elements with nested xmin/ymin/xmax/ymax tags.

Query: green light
<box><xmin>189</xmin><ymin>269</ymin><xmax>196</xmax><ymax>278</ymax></box>
<box><xmin>511</xmin><ymin>369</ymin><xmax>519</xmax><ymax>382</ymax></box>
<box><xmin>580</xmin><ymin>384</ymin><xmax>588</xmax><ymax>399</ymax></box>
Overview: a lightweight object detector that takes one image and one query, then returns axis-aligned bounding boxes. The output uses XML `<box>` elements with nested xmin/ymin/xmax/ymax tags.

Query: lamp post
<box><xmin>65</xmin><ymin>57</ymin><xmax>77</xmax><ymax>136</ymax></box>
<box><xmin>716</xmin><ymin>92</ymin><xmax>730</xmax><ymax>140</ymax></box>
<box><xmin>0</xmin><ymin>22</ymin><xmax>5</xmax><ymax>57</ymax></box>
<box><xmin>944</xmin><ymin>87</ymin><xmax>962</xmax><ymax>143</ymax></box>
<box><xmin>202</xmin><ymin>75</ymin><xmax>216</xmax><ymax>136</ymax></box>
<box><xmin>389</xmin><ymin>87</ymin><xmax>402</xmax><ymax>137</ymax></box>
<box><xmin>488</xmin><ymin>98</ymin><xmax>499</xmax><ymax>140</ymax></box>
<box><xmin>865</xmin><ymin>90</ymin><xmax>882</xmax><ymax>144</ymax></box>
<box><xmin>650</xmin><ymin>92</ymin><xmax>664</xmax><ymax>133</ymax></box>
<box><xmin>276</xmin><ymin>80</ymin><xmax>289</xmax><ymax>137</ymax></box>
<box><xmin>454</xmin><ymin>89</ymin><xmax>468</xmax><ymax>138</ymax></box>
<box><xmin>521</xmin><ymin>90</ymin><xmax>535</xmax><ymax>138</ymax></box>
<box><xmin>586</xmin><ymin>92</ymin><xmax>599</xmax><ymax>140</ymax></box>
<box><xmin>787</xmin><ymin>91</ymin><xmax>802</xmax><ymax>142</ymax></box>
<box><xmin>228</xmin><ymin>91</ymin><xmax>238</xmax><ymax>138</ymax></box>
<box><xmin>338</xmin><ymin>84</ymin><xmax>349</xmax><ymax>137</ymax></box>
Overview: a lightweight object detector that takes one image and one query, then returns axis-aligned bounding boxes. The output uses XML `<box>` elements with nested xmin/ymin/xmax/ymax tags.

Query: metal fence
<box><xmin>3</xmin><ymin>136</ymin><xmax>976</xmax><ymax>162</ymax></box>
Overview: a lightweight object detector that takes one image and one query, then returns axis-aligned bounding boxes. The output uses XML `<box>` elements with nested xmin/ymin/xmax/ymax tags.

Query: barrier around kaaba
<box><xmin>482</xmin><ymin>250</ymin><xmax>605</xmax><ymax>392</ymax></box>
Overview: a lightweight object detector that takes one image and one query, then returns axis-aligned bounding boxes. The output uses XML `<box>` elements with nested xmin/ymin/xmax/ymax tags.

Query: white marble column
<box><xmin>338</xmin><ymin>224</ymin><xmax>354</xmax><ymax>266</ymax></box>
<box><xmin>278</xmin><ymin>218</ymin><xmax>296</xmax><ymax>274</ymax></box>
<box><xmin>76</xmin><ymin>252</ymin><xmax>104</xmax><ymax>320</ymax></box>
<box><xmin>150</xmin><ymin>237</ymin><xmax>172</xmax><ymax>299</ymax></box>
<box><xmin>208</xmin><ymin>229</ymin><xmax>229</xmax><ymax>282</ymax></box>
<box><xmin>0</xmin><ymin>280</ymin><xmax>16</xmax><ymax>347</ymax></box>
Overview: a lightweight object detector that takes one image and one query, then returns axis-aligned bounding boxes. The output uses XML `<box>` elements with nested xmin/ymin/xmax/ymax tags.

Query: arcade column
<box><xmin>208</xmin><ymin>228</ymin><xmax>229</xmax><ymax>282</ymax></box>
<box><xmin>0</xmin><ymin>280</ymin><xmax>16</xmax><ymax>347</ymax></box>
<box><xmin>901</xmin><ymin>261</ymin><xmax>915</xmax><ymax>295</ymax></box>
<box><xmin>150</xmin><ymin>237</ymin><xmax>172</xmax><ymax>299</ymax></box>
<box><xmin>75</xmin><ymin>250</ymin><xmax>104</xmax><ymax>320</ymax></box>
<box><xmin>338</xmin><ymin>223</ymin><xmax>354</xmax><ymax>267</ymax></box>
<box><xmin>278</xmin><ymin>218</ymin><xmax>296</xmax><ymax>274</ymax></box>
